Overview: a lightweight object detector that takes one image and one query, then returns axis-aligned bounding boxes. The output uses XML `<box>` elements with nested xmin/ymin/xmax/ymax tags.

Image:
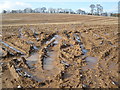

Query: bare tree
<box><xmin>11</xmin><ymin>10</ymin><xmax>18</xmax><ymax>13</ymax></box>
<box><xmin>41</xmin><ymin>7</ymin><xmax>46</xmax><ymax>13</ymax></box>
<box><xmin>77</xmin><ymin>9</ymin><xmax>82</xmax><ymax>14</ymax></box>
<box><xmin>90</xmin><ymin>4</ymin><xmax>95</xmax><ymax>15</ymax></box>
<box><xmin>96</xmin><ymin>4</ymin><xmax>103</xmax><ymax>15</ymax></box>
<box><xmin>68</xmin><ymin>9</ymin><xmax>73</xmax><ymax>14</ymax></box>
<box><xmin>3</xmin><ymin>10</ymin><xmax>9</xmax><ymax>13</ymax></box>
<box><xmin>34</xmin><ymin>8</ymin><xmax>42</xmax><ymax>13</ymax></box>
<box><xmin>48</xmin><ymin>8</ymin><xmax>52</xmax><ymax>13</ymax></box>
<box><xmin>2</xmin><ymin>10</ymin><xmax>7</xmax><ymax>13</ymax></box>
<box><xmin>48</xmin><ymin>8</ymin><xmax>56</xmax><ymax>13</ymax></box>
<box><xmin>18</xmin><ymin>10</ymin><xmax>22</xmax><ymax>13</ymax></box>
<box><xmin>52</xmin><ymin>8</ymin><xmax>56</xmax><ymax>13</ymax></box>
<box><xmin>57</xmin><ymin>8</ymin><xmax>64</xmax><ymax>13</ymax></box>
<box><xmin>63</xmin><ymin>9</ymin><xmax>69</xmax><ymax>13</ymax></box>
<box><xmin>76</xmin><ymin>9</ymin><xmax>86</xmax><ymax>15</ymax></box>
<box><xmin>96</xmin><ymin>4</ymin><xmax>100</xmax><ymax>15</ymax></box>
<box><xmin>24</xmin><ymin>8</ymin><xmax>32</xmax><ymax>13</ymax></box>
<box><xmin>56</xmin><ymin>8</ymin><xmax>61</xmax><ymax>13</ymax></box>
<box><xmin>99</xmin><ymin>5</ymin><xmax>103</xmax><ymax>15</ymax></box>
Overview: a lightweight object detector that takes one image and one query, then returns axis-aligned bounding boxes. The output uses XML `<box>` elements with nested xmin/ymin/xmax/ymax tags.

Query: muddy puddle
<box><xmin>74</xmin><ymin>34</ymin><xmax>88</xmax><ymax>55</ymax></box>
<box><xmin>74</xmin><ymin>34</ymin><xmax>98</xmax><ymax>71</ymax></box>
<box><xmin>42</xmin><ymin>35</ymin><xmax>61</xmax><ymax>70</ymax></box>
<box><xmin>1</xmin><ymin>41</ymin><xmax>25</xmax><ymax>55</ymax></box>
<box><xmin>82</xmin><ymin>56</ymin><xmax>98</xmax><ymax>71</ymax></box>
<box><xmin>25</xmin><ymin>53</ymin><xmax>39</xmax><ymax>69</ymax></box>
<box><xmin>9</xmin><ymin>33</ymin><xmax>63</xmax><ymax>83</ymax></box>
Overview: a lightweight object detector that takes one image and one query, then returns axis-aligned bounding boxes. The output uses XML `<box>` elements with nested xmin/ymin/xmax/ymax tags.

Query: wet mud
<box><xmin>1</xmin><ymin>24</ymin><xmax>119</xmax><ymax>88</ymax></box>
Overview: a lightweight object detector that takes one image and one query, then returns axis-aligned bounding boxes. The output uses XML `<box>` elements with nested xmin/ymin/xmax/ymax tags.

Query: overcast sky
<box><xmin>0</xmin><ymin>0</ymin><xmax>119</xmax><ymax>13</ymax></box>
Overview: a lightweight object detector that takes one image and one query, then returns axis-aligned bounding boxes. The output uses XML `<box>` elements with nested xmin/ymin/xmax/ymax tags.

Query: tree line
<box><xmin>2</xmin><ymin>4</ymin><xmax>118</xmax><ymax>17</ymax></box>
<box><xmin>2</xmin><ymin>7</ymin><xmax>85</xmax><ymax>15</ymax></box>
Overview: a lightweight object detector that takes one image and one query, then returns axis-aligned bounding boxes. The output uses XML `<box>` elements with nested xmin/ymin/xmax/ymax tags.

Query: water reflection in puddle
<box><xmin>26</xmin><ymin>53</ymin><xmax>39</xmax><ymax>69</ymax></box>
<box><xmin>43</xmin><ymin>35</ymin><xmax>61</xmax><ymax>70</ymax></box>
<box><xmin>46</xmin><ymin>35</ymin><xmax>61</xmax><ymax>45</ymax></box>
<box><xmin>82</xmin><ymin>56</ymin><xmax>98</xmax><ymax>71</ymax></box>
<box><xmin>20</xmin><ymin>68</ymin><xmax>42</xmax><ymax>82</ymax></box>
<box><xmin>1</xmin><ymin>41</ymin><xmax>25</xmax><ymax>55</ymax></box>
<box><xmin>74</xmin><ymin>34</ymin><xmax>88</xmax><ymax>55</ymax></box>
<box><xmin>109</xmin><ymin>62</ymin><xmax>118</xmax><ymax>71</ymax></box>
<box><xmin>27</xmin><ymin>53</ymin><xmax>39</xmax><ymax>61</ymax></box>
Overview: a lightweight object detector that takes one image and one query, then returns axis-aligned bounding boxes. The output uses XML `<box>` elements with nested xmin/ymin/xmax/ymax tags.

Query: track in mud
<box><xmin>1</xmin><ymin>24</ymin><xmax>119</xmax><ymax>88</ymax></box>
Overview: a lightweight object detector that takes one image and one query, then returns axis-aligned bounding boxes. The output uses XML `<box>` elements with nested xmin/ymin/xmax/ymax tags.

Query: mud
<box><xmin>1</xmin><ymin>24</ymin><xmax>119</xmax><ymax>88</ymax></box>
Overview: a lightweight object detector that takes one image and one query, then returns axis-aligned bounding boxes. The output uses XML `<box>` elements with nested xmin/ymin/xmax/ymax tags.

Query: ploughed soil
<box><xmin>0</xmin><ymin>13</ymin><xmax>119</xmax><ymax>88</ymax></box>
<box><xmin>2</xmin><ymin>13</ymin><xmax>118</xmax><ymax>25</ymax></box>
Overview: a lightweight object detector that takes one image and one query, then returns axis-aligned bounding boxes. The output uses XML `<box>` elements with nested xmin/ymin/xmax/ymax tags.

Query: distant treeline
<box><xmin>2</xmin><ymin>7</ymin><xmax>86</xmax><ymax>14</ymax></box>
<box><xmin>2</xmin><ymin>4</ymin><xmax>119</xmax><ymax>17</ymax></box>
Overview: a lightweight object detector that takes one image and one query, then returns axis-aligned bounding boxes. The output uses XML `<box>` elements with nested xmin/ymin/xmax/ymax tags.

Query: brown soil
<box><xmin>2</xmin><ymin>13</ymin><xmax>118</xmax><ymax>25</ymax></box>
<box><xmin>0</xmin><ymin>13</ymin><xmax>119</xmax><ymax>88</ymax></box>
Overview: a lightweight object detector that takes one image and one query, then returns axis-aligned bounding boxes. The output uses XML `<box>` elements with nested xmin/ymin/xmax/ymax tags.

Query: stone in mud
<box><xmin>17</xmin><ymin>85</ymin><xmax>22</xmax><ymax>88</ymax></box>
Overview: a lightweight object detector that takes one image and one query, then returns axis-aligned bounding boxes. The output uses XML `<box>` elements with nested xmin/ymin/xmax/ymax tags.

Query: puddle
<box><xmin>60</xmin><ymin>44</ymin><xmax>73</xmax><ymax>49</ymax></box>
<box><xmin>32</xmin><ymin>45</ymin><xmax>39</xmax><ymax>50</ymax></box>
<box><xmin>18</xmin><ymin>28</ymin><xmax>24</xmax><ymax>38</ymax></box>
<box><xmin>30</xmin><ymin>28</ymin><xmax>40</xmax><ymax>41</ymax></box>
<box><xmin>60</xmin><ymin>60</ymin><xmax>70</xmax><ymax>66</ymax></box>
<box><xmin>18</xmin><ymin>27</ymin><xmax>39</xmax><ymax>41</ymax></box>
<box><xmin>104</xmin><ymin>33</ymin><xmax>109</xmax><ymax>35</ymax></box>
<box><xmin>26</xmin><ymin>53</ymin><xmax>39</xmax><ymax>69</ymax></box>
<box><xmin>12</xmin><ymin>58</ymin><xmax>43</xmax><ymax>82</ymax></box>
<box><xmin>26</xmin><ymin>61</ymin><xmax>36</xmax><ymax>69</ymax></box>
<box><xmin>62</xmin><ymin>72</ymin><xmax>72</xmax><ymax>79</ymax></box>
<box><xmin>26</xmin><ymin>41</ymin><xmax>34</xmax><ymax>44</ymax></box>
<box><xmin>46</xmin><ymin>35</ymin><xmax>61</xmax><ymax>45</ymax></box>
<box><xmin>30</xmin><ymin>45</ymin><xmax>39</xmax><ymax>53</ymax></box>
<box><xmin>7</xmin><ymin>34</ymin><xmax>62</xmax><ymax>83</ymax></box>
<box><xmin>27</xmin><ymin>53</ymin><xmax>39</xmax><ymax>61</ymax></box>
<box><xmin>43</xmin><ymin>35</ymin><xmax>61</xmax><ymax>70</ymax></box>
<box><xmin>74</xmin><ymin>34</ymin><xmax>88</xmax><ymax>55</ymax></box>
<box><xmin>93</xmin><ymin>34</ymin><xmax>100</xmax><ymax>38</ymax></box>
<box><xmin>74</xmin><ymin>34</ymin><xmax>81</xmax><ymax>43</ymax></box>
<box><xmin>1</xmin><ymin>41</ymin><xmax>25</xmax><ymax>55</ymax></box>
<box><xmin>22</xmin><ymin>68</ymin><xmax>43</xmax><ymax>82</ymax></box>
<box><xmin>82</xmin><ymin>56</ymin><xmax>98</xmax><ymax>71</ymax></box>
<box><xmin>81</xmin><ymin>49</ymin><xmax>88</xmax><ymax>55</ymax></box>
<box><xmin>15</xmin><ymin>67</ymin><xmax>42</xmax><ymax>82</ymax></box>
<box><xmin>18</xmin><ymin>28</ymin><xmax>27</xmax><ymax>39</ymax></box>
<box><xmin>85</xmin><ymin>57</ymin><xmax>98</xmax><ymax>63</ymax></box>
<box><xmin>43</xmin><ymin>57</ymin><xmax>54</xmax><ymax>70</ymax></box>
<box><xmin>24</xmin><ymin>44</ymin><xmax>39</xmax><ymax>69</ymax></box>
<box><xmin>108</xmin><ymin>62</ymin><xmax>118</xmax><ymax>71</ymax></box>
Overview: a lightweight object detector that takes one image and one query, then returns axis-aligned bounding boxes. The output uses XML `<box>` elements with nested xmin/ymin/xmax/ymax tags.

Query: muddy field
<box><xmin>0</xmin><ymin>13</ymin><xmax>119</xmax><ymax>88</ymax></box>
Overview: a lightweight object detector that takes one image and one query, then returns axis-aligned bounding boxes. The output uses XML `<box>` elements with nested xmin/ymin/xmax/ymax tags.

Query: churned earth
<box><xmin>0</xmin><ymin>13</ymin><xmax>119</xmax><ymax>88</ymax></box>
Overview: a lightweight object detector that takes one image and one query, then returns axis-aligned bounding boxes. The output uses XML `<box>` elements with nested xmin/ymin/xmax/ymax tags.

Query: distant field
<box><xmin>2</xmin><ymin>13</ymin><xmax>118</xmax><ymax>25</ymax></box>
